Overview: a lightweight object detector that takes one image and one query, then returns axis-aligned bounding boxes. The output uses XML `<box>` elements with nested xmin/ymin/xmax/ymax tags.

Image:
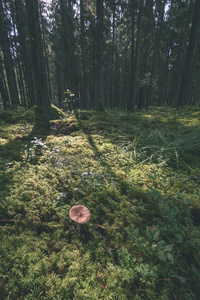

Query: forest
<box><xmin>0</xmin><ymin>0</ymin><xmax>200</xmax><ymax>299</ymax></box>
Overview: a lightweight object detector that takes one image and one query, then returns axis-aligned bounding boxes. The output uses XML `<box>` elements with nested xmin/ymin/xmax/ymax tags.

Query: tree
<box><xmin>50</xmin><ymin>0</ymin><xmax>66</xmax><ymax>108</ymax></box>
<box><xmin>0</xmin><ymin>0</ymin><xmax>19</xmax><ymax>107</ymax></box>
<box><xmin>25</xmin><ymin>0</ymin><xmax>50</xmax><ymax>127</ymax></box>
<box><xmin>14</xmin><ymin>0</ymin><xmax>36</xmax><ymax>107</ymax></box>
<box><xmin>80</xmin><ymin>0</ymin><xmax>89</xmax><ymax>108</ymax></box>
<box><xmin>178</xmin><ymin>0</ymin><xmax>200</xmax><ymax>106</ymax></box>
<box><xmin>146</xmin><ymin>0</ymin><xmax>166</xmax><ymax>108</ymax></box>
<box><xmin>0</xmin><ymin>52</ymin><xmax>9</xmax><ymax>109</ymax></box>
<box><xmin>95</xmin><ymin>0</ymin><xmax>104</xmax><ymax>111</ymax></box>
<box><xmin>1</xmin><ymin>0</ymin><xmax>200</xmax><ymax>111</ymax></box>
<box><xmin>128</xmin><ymin>1</ymin><xmax>135</xmax><ymax>111</ymax></box>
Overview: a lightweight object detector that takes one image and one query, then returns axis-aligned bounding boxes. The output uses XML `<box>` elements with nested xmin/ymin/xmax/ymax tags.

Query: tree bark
<box><xmin>15</xmin><ymin>0</ymin><xmax>36</xmax><ymax>107</ymax></box>
<box><xmin>178</xmin><ymin>0</ymin><xmax>200</xmax><ymax>106</ymax></box>
<box><xmin>25</xmin><ymin>0</ymin><xmax>50</xmax><ymax>128</ymax></box>
<box><xmin>129</xmin><ymin>0</ymin><xmax>144</xmax><ymax>111</ymax></box>
<box><xmin>0</xmin><ymin>53</ymin><xmax>9</xmax><ymax>109</ymax></box>
<box><xmin>0</xmin><ymin>0</ymin><xmax>19</xmax><ymax>107</ymax></box>
<box><xmin>95</xmin><ymin>0</ymin><xmax>104</xmax><ymax>111</ymax></box>
<box><xmin>147</xmin><ymin>0</ymin><xmax>166</xmax><ymax>107</ymax></box>
<box><xmin>60</xmin><ymin>0</ymin><xmax>71</xmax><ymax>92</ymax></box>
<box><xmin>128</xmin><ymin>2</ymin><xmax>135</xmax><ymax>111</ymax></box>
<box><xmin>68</xmin><ymin>0</ymin><xmax>78</xmax><ymax>98</ymax></box>
<box><xmin>80</xmin><ymin>0</ymin><xmax>89</xmax><ymax>108</ymax></box>
<box><xmin>109</xmin><ymin>0</ymin><xmax>116</xmax><ymax>109</ymax></box>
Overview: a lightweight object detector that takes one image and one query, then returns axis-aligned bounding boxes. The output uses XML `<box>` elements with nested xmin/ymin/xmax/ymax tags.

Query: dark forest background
<box><xmin>0</xmin><ymin>0</ymin><xmax>200</xmax><ymax>114</ymax></box>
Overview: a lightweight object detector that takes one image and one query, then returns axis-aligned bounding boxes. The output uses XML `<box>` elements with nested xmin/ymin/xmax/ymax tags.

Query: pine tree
<box><xmin>0</xmin><ymin>0</ymin><xmax>19</xmax><ymax>107</ymax></box>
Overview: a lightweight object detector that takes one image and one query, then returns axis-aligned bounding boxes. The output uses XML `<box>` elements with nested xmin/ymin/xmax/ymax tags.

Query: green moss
<box><xmin>0</xmin><ymin>107</ymin><xmax>200</xmax><ymax>299</ymax></box>
<box><xmin>0</xmin><ymin>105</ymin><xmax>66</xmax><ymax>125</ymax></box>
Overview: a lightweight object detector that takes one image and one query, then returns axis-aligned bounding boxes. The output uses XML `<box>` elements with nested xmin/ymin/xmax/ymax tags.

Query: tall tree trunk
<box><xmin>60</xmin><ymin>0</ymin><xmax>71</xmax><ymax>92</ymax></box>
<box><xmin>91</xmin><ymin>24</ymin><xmax>96</xmax><ymax>108</ymax></box>
<box><xmin>0</xmin><ymin>53</ymin><xmax>9</xmax><ymax>109</ymax></box>
<box><xmin>178</xmin><ymin>0</ymin><xmax>200</xmax><ymax>106</ymax></box>
<box><xmin>15</xmin><ymin>0</ymin><xmax>36</xmax><ymax>107</ymax></box>
<box><xmin>95</xmin><ymin>0</ymin><xmax>104</xmax><ymax>111</ymax></box>
<box><xmin>0</xmin><ymin>0</ymin><xmax>19</xmax><ymax>107</ymax></box>
<box><xmin>147</xmin><ymin>0</ymin><xmax>166</xmax><ymax>107</ymax></box>
<box><xmin>14</xmin><ymin>49</ymin><xmax>26</xmax><ymax>107</ymax></box>
<box><xmin>80</xmin><ymin>0</ymin><xmax>89</xmax><ymax>108</ymax></box>
<box><xmin>0</xmin><ymin>76</ymin><xmax>8</xmax><ymax>109</ymax></box>
<box><xmin>55</xmin><ymin>66</ymin><xmax>63</xmax><ymax>108</ymax></box>
<box><xmin>114</xmin><ymin>51</ymin><xmax>120</xmax><ymax>108</ymax></box>
<box><xmin>169</xmin><ymin>2</ymin><xmax>191</xmax><ymax>106</ymax></box>
<box><xmin>128</xmin><ymin>2</ymin><xmax>135</xmax><ymax>111</ymax></box>
<box><xmin>122</xmin><ymin>41</ymin><xmax>130</xmax><ymax>110</ymax></box>
<box><xmin>25</xmin><ymin>0</ymin><xmax>50</xmax><ymax>128</ymax></box>
<box><xmin>68</xmin><ymin>0</ymin><xmax>78</xmax><ymax>99</ymax></box>
<box><xmin>159</xmin><ymin>47</ymin><xmax>170</xmax><ymax>106</ymax></box>
<box><xmin>11</xmin><ymin>23</ymin><xmax>27</xmax><ymax>107</ymax></box>
<box><xmin>40</xmin><ymin>7</ymin><xmax>52</xmax><ymax>105</ymax></box>
<box><xmin>110</xmin><ymin>0</ymin><xmax>116</xmax><ymax>109</ymax></box>
<box><xmin>129</xmin><ymin>0</ymin><xmax>144</xmax><ymax>111</ymax></box>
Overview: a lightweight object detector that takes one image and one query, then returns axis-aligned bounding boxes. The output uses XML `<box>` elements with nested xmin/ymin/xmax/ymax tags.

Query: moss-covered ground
<box><xmin>0</xmin><ymin>106</ymin><xmax>200</xmax><ymax>299</ymax></box>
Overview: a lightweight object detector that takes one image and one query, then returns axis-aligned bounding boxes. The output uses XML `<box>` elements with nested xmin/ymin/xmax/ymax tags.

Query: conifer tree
<box><xmin>25</xmin><ymin>0</ymin><xmax>50</xmax><ymax>127</ymax></box>
<box><xmin>0</xmin><ymin>0</ymin><xmax>19</xmax><ymax>107</ymax></box>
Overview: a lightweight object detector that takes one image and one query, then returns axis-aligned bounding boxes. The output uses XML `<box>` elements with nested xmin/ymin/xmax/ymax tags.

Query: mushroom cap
<box><xmin>69</xmin><ymin>205</ymin><xmax>91</xmax><ymax>224</ymax></box>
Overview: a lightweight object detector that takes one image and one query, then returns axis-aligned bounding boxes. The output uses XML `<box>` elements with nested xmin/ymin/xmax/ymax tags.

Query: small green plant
<box><xmin>24</xmin><ymin>137</ymin><xmax>48</xmax><ymax>164</ymax></box>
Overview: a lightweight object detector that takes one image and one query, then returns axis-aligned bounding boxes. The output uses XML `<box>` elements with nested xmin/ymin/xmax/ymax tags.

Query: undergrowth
<box><xmin>0</xmin><ymin>106</ymin><xmax>200</xmax><ymax>299</ymax></box>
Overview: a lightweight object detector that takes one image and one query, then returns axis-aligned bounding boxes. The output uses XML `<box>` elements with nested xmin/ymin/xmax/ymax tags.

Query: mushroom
<box><xmin>69</xmin><ymin>205</ymin><xmax>91</xmax><ymax>224</ymax></box>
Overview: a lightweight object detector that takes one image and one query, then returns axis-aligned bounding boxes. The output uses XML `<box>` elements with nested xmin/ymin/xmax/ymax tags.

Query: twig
<box><xmin>0</xmin><ymin>226</ymin><xmax>16</xmax><ymax>230</ymax></box>
<box><xmin>96</xmin><ymin>224</ymin><xmax>105</xmax><ymax>229</ymax></box>
<box><xmin>0</xmin><ymin>219</ymin><xmax>15</xmax><ymax>222</ymax></box>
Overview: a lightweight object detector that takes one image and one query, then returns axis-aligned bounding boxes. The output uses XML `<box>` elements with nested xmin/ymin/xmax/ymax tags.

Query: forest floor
<box><xmin>0</xmin><ymin>106</ymin><xmax>200</xmax><ymax>299</ymax></box>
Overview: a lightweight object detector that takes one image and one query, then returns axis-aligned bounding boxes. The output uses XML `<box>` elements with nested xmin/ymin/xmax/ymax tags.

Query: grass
<box><xmin>0</xmin><ymin>106</ymin><xmax>200</xmax><ymax>299</ymax></box>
